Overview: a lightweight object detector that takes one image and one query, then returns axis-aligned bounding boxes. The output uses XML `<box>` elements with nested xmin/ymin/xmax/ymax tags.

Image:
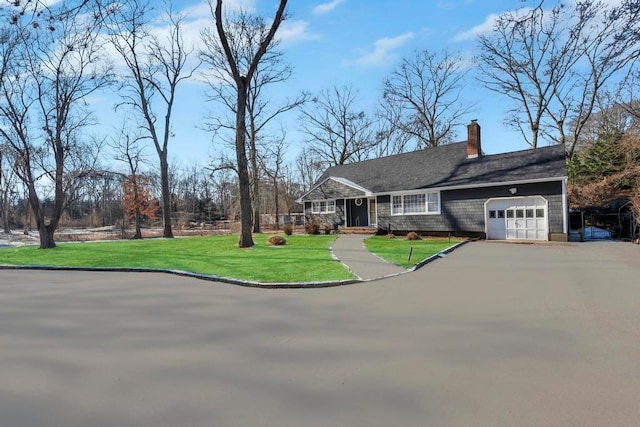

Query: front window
<box><xmin>391</xmin><ymin>192</ymin><xmax>440</xmax><ymax>215</ymax></box>
<box><xmin>311</xmin><ymin>200</ymin><xmax>336</xmax><ymax>214</ymax></box>
<box><xmin>392</xmin><ymin>196</ymin><xmax>403</xmax><ymax>213</ymax></box>
<box><xmin>404</xmin><ymin>194</ymin><xmax>426</xmax><ymax>213</ymax></box>
<box><xmin>427</xmin><ymin>193</ymin><xmax>439</xmax><ymax>213</ymax></box>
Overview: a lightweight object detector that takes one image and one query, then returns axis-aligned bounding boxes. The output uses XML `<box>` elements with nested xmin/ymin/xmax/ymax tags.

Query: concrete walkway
<box><xmin>331</xmin><ymin>234</ymin><xmax>406</xmax><ymax>280</ymax></box>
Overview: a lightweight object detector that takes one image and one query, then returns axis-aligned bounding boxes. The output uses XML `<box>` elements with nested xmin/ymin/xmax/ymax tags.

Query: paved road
<box><xmin>0</xmin><ymin>241</ymin><xmax>638</xmax><ymax>426</ymax></box>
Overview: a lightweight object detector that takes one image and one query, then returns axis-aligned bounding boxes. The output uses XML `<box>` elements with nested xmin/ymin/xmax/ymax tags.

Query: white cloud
<box><xmin>313</xmin><ymin>0</ymin><xmax>346</xmax><ymax>15</ymax></box>
<box><xmin>451</xmin><ymin>12</ymin><xmax>501</xmax><ymax>42</ymax></box>
<box><xmin>354</xmin><ymin>32</ymin><xmax>415</xmax><ymax>67</ymax></box>
<box><xmin>278</xmin><ymin>20</ymin><xmax>321</xmax><ymax>45</ymax></box>
<box><xmin>451</xmin><ymin>0</ymin><xmax>627</xmax><ymax>44</ymax></box>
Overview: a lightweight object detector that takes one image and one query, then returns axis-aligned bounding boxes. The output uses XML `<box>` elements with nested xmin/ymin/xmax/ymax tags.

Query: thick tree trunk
<box><xmin>159</xmin><ymin>155</ymin><xmax>174</xmax><ymax>238</ymax></box>
<box><xmin>0</xmin><ymin>195</ymin><xmax>9</xmax><ymax>233</ymax></box>
<box><xmin>133</xmin><ymin>204</ymin><xmax>142</xmax><ymax>239</ymax></box>
<box><xmin>134</xmin><ymin>215</ymin><xmax>142</xmax><ymax>239</ymax></box>
<box><xmin>238</xmin><ymin>165</ymin><xmax>254</xmax><ymax>247</ymax></box>
<box><xmin>38</xmin><ymin>223</ymin><xmax>56</xmax><ymax>249</ymax></box>
<box><xmin>236</xmin><ymin>84</ymin><xmax>254</xmax><ymax>248</ymax></box>
<box><xmin>27</xmin><ymin>161</ymin><xmax>62</xmax><ymax>250</ymax></box>
<box><xmin>33</xmin><ymin>199</ymin><xmax>58</xmax><ymax>249</ymax></box>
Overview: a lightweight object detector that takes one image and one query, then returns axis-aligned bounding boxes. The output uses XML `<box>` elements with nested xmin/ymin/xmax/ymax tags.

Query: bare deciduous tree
<box><xmin>200</xmin><ymin>4</ymin><xmax>305</xmax><ymax>234</ymax></box>
<box><xmin>260</xmin><ymin>134</ymin><xmax>286</xmax><ymax>230</ymax></box>
<box><xmin>110</xmin><ymin>126</ymin><xmax>148</xmax><ymax>239</ymax></box>
<box><xmin>477</xmin><ymin>0</ymin><xmax>640</xmax><ymax>155</ymax></box>
<box><xmin>618</xmin><ymin>69</ymin><xmax>640</xmax><ymax>121</ymax></box>
<box><xmin>300</xmin><ymin>84</ymin><xmax>375</xmax><ymax>167</ymax></box>
<box><xmin>0</xmin><ymin>147</ymin><xmax>17</xmax><ymax>233</ymax></box>
<box><xmin>382</xmin><ymin>49</ymin><xmax>471</xmax><ymax>149</ymax></box>
<box><xmin>294</xmin><ymin>151</ymin><xmax>324</xmax><ymax>192</ymax></box>
<box><xmin>373</xmin><ymin>100</ymin><xmax>413</xmax><ymax>157</ymax></box>
<box><xmin>107</xmin><ymin>0</ymin><xmax>198</xmax><ymax>239</ymax></box>
<box><xmin>0</xmin><ymin>1</ymin><xmax>112</xmax><ymax>248</ymax></box>
<box><xmin>200</xmin><ymin>0</ymin><xmax>288</xmax><ymax>248</ymax></box>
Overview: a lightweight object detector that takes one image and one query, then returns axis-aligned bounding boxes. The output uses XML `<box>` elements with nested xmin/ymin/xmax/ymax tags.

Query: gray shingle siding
<box><xmin>305</xmin><ymin>179</ymin><xmax>366</xmax><ymax>200</ymax></box>
<box><xmin>377</xmin><ymin>181</ymin><xmax>565</xmax><ymax>235</ymax></box>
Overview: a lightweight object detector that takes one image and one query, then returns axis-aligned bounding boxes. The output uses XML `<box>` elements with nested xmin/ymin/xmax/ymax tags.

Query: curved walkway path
<box><xmin>331</xmin><ymin>234</ymin><xmax>407</xmax><ymax>280</ymax></box>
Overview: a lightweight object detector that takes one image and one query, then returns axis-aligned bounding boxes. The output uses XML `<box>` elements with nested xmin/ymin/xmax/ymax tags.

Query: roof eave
<box><xmin>373</xmin><ymin>176</ymin><xmax>568</xmax><ymax>196</ymax></box>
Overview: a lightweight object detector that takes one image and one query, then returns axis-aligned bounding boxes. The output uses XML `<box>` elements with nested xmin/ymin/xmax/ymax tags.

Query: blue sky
<box><xmin>95</xmin><ymin>0</ymin><xmax>558</xmax><ymax>167</ymax></box>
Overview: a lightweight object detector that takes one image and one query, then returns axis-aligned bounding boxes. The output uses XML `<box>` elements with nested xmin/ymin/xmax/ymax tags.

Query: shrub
<box><xmin>406</xmin><ymin>231</ymin><xmax>422</xmax><ymax>240</ymax></box>
<box><xmin>267</xmin><ymin>235</ymin><xmax>287</xmax><ymax>246</ymax></box>
<box><xmin>385</xmin><ymin>233</ymin><xmax>395</xmax><ymax>239</ymax></box>
<box><xmin>283</xmin><ymin>223</ymin><xmax>293</xmax><ymax>235</ymax></box>
<box><xmin>305</xmin><ymin>220</ymin><xmax>320</xmax><ymax>235</ymax></box>
<box><xmin>323</xmin><ymin>224</ymin><xmax>332</xmax><ymax>235</ymax></box>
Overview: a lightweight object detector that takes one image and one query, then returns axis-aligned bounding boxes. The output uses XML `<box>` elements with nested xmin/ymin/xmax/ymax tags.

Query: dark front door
<box><xmin>347</xmin><ymin>198</ymin><xmax>368</xmax><ymax>227</ymax></box>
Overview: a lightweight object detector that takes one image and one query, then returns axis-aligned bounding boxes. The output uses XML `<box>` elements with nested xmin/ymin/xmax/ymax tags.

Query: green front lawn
<box><xmin>0</xmin><ymin>234</ymin><xmax>356</xmax><ymax>283</ymax></box>
<box><xmin>364</xmin><ymin>236</ymin><xmax>462</xmax><ymax>268</ymax></box>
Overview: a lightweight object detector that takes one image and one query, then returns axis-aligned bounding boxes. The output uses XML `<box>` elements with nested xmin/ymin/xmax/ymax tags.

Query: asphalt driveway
<box><xmin>0</xmin><ymin>241</ymin><xmax>638</xmax><ymax>426</ymax></box>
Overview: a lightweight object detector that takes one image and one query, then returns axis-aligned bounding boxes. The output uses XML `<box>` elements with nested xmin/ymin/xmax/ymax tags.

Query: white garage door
<box><xmin>486</xmin><ymin>196</ymin><xmax>548</xmax><ymax>241</ymax></box>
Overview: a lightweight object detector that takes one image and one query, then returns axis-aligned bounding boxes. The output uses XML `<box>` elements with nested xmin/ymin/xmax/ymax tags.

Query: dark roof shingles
<box><xmin>320</xmin><ymin>142</ymin><xmax>567</xmax><ymax>193</ymax></box>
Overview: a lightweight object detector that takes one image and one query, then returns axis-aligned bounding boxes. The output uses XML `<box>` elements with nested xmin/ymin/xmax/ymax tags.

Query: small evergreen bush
<box><xmin>283</xmin><ymin>223</ymin><xmax>293</xmax><ymax>235</ymax></box>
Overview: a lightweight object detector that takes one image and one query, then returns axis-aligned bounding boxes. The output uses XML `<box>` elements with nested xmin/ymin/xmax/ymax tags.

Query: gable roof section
<box><xmin>297</xmin><ymin>176</ymin><xmax>372</xmax><ymax>203</ymax></box>
<box><xmin>329</xmin><ymin>176</ymin><xmax>372</xmax><ymax>195</ymax></box>
<box><xmin>314</xmin><ymin>142</ymin><xmax>567</xmax><ymax>194</ymax></box>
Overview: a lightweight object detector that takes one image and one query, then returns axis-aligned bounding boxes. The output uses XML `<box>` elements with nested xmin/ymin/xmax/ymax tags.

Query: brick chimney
<box><xmin>467</xmin><ymin>120</ymin><xmax>481</xmax><ymax>158</ymax></box>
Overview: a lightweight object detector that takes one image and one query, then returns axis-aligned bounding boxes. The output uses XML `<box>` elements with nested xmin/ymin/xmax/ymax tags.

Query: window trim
<box><xmin>310</xmin><ymin>199</ymin><xmax>336</xmax><ymax>214</ymax></box>
<box><xmin>390</xmin><ymin>191</ymin><xmax>441</xmax><ymax>216</ymax></box>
